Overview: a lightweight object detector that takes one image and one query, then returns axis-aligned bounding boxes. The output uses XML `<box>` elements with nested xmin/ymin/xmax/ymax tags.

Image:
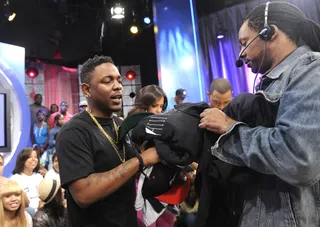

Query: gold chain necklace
<box><xmin>86</xmin><ymin>109</ymin><xmax>125</xmax><ymax>163</ymax></box>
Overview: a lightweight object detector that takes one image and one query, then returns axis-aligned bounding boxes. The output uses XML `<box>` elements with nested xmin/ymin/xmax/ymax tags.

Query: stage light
<box><xmin>144</xmin><ymin>17</ymin><xmax>151</xmax><ymax>24</ymax></box>
<box><xmin>111</xmin><ymin>3</ymin><xmax>125</xmax><ymax>19</ymax></box>
<box><xmin>217</xmin><ymin>28</ymin><xmax>226</xmax><ymax>39</ymax></box>
<box><xmin>125</xmin><ymin>70</ymin><xmax>136</xmax><ymax>81</ymax></box>
<box><xmin>130</xmin><ymin>25</ymin><xmax>138</xmax><ymax>34</ymax></box>
<box><xmin>26</xmin><ymin>66</ymin><xmax>39</xmax><ymax>79</ymax></box>
<box><xmin>8</xmin><ymin>12</ymin><xmax>16</xmax><ymax>21</ymax></box>
<box><xmin>217</xmin><ymin>34</ymin><xmax>224</xmax><ymax>39</ymax></box>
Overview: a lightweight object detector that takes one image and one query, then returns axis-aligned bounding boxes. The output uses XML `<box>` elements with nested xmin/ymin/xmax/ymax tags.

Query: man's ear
<box><xmin>81</xmin><ymin>83</ymin><xmax>91</xmax><ymax>98</ymax></box>
<box><xmin>269</xmin><ymin>25</ymin><xmax>278</xmax><ymax>41</ymax></box>
<box><xmin>206</xmin><ymin>91</ymin><xmax>211</xmax><ymax>98</ymax></box>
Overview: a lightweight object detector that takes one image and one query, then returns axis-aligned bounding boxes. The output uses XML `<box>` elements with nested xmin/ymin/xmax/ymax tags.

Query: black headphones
<box><xmin>259</xmin><ymin>1</ymin><xmax>275</xmax><ymax>41</ymax></box>
<box><xmin>235</xmin><ymin>1</ymin><xmax>275</xmax><ymax>68</ymax></box>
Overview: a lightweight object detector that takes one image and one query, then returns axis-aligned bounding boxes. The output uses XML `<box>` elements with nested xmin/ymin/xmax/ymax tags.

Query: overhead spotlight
<box><xmin>26</xmin><ymin>66</ymin><xmax>39</xmax><ymax>79</ymax></box>
<box><xmin>4</xmin><ymin>0</ymin><xmax>16</xmax><ymax>22</ymax></box>
<box><xmin>7</xmin><ymin>12</ymin><xmax>16</xmax><ymax>21</ymax></box>
<box><xmin>143</xmin><ymin>17</ymin><xmax>151</xmax><ymax>24</ymax></box>
<box><xmin>125</xmin><ymin>70</ymin><xmax>136</xmax><ymax>81</ymax></box>
<box><xmin>130</xmin><ymin>25</ymin><xmax>138</xmax><ymax>34</ymax></box>
<box><xmin>111</xmin><ymin>3</ymin><xmax>125</xmax><ymax>19</ymax></box>
<box><xmin>217</xmin><ymin>28</ymin><xmax>226</xmax><ymax>39</ymax></box>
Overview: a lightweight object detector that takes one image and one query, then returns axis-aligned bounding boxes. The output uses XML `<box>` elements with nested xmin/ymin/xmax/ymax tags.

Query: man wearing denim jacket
<box><xmin>199</xmin><ymin>2</ymin><xmax>320</xmax><ymax>227</ymax></box>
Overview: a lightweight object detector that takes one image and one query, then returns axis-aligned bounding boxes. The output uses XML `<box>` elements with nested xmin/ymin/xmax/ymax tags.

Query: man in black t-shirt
<box><xmin>56</xmin><ymin>56</ymin><xmax>160</xmax><ymax>227</ymax></box>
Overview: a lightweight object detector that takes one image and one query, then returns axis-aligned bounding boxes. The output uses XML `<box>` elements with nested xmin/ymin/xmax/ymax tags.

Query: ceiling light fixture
<box><xmin>111</xmin><ymin>3</ymin><xmax>125</xmax><ymax>19</ymax></box>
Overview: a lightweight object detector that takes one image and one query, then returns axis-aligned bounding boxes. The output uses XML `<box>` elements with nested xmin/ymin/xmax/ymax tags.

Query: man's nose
<box><xmin>218</xmin><ymin>103</ymin><xmax>226</xmax><ymax>110</ymax></box>
<box><xmin>114</xmin><ymin>80</ymin><xmax>123</xmax><ymax>90</ymax></box>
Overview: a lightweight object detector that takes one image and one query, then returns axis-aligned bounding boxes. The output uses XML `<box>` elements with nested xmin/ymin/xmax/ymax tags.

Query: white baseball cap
<box><xmin>79</xmin><ymin>100</ymin><xmax>88</xmax><ymax>107</ymax></box>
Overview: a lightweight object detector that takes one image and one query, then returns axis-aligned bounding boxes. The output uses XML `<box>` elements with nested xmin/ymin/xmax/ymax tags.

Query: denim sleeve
<box><xmin>212</xmin><ymin>57</ymin><xmax>320</xmax><ymax>187</ymax></box>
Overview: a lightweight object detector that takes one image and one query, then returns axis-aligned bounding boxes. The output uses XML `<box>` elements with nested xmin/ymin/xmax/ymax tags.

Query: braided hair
<box><xmin>245</xmin><ymin>1</ymin><xmax>320</xmax><ymax>52</ymax></box>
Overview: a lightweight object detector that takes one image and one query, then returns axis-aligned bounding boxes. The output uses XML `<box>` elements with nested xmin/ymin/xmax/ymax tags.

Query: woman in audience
<box><xmin>44</xmin><ymin>153</ymin><xmax>66</xmax><ymax>208</ymax></box>
<box><xmin>31</xmin><ymin>109</ymin><xmax>49</xmax><ymax>156</ymax></box>
<box><xmin>10</xmin><ymin>148</ymin><xmax>43</xmax><ymax>216</ymax></box>
<box><xmin>45</xmin><ymin>153</ymin><xmax>60</xmax><ymax>182</ymax></box>
<box><xmin>0</xmin><ymin>180</ymin><xmax>33</xmax><ymax>227</ymax></box>
<box><xmin>128</xmin><ymin>85</ymin><xmax>174</xmax><ymax>227</ymax></box>
<box><xmin>128</xmin><ymin>85</ymin><xmax>168</xmax><ymax>116</ymax></box>
<box><xmin>49</xmin><ymin>104</ymin><xmax>59</xmax><ymax>116</ymax></box>
<box><xmin>33</xmin><ymin>178</ymin><xmax>67</xmax><ymax>227</ymax></box>
<box><xmin>41</xmin><ymin>114</ymin><xmax>64</xmax><ymax>169</ymax></box>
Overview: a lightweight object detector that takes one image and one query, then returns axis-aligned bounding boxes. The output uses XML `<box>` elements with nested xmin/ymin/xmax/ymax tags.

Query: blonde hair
<box><xmin>0</xmin><ymin>180</ymin><xmax>27</xmax><ymax>227</ymax></box>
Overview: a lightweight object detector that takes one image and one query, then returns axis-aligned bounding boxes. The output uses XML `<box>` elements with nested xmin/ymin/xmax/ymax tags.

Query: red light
<box><xmin>125</xmin><ymin>70</ymin><xmax>136</xmax><ymax>81</ymax></box>
<box><xmin>26</xmin><ymin>66</ymin><xmax>39</xmax><ymax>79</ymax></box>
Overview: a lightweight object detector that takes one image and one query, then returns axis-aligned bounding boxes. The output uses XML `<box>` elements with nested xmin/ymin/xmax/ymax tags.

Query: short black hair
<box><xmin>209</xmin><ymin>78</ymin><xmax>232</xmax><ymax>94</ymax></box>
<box><xmin>80</xmin><ymin>55</ymin><xmax>114</xmax><ymax>84</ymax></box>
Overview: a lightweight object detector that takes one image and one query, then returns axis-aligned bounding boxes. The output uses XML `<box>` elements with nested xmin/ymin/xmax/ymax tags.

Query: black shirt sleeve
<box><xmin>56</xmin><ymin>127</ymin><xmax>95</xmax><ymax>188</ymax></box>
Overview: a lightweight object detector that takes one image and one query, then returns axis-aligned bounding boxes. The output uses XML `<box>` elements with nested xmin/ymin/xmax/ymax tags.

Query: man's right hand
<box><xmin>140</xmin><ymin>147</ymin><xmax>160</xmax><ymax>167</ymax></box>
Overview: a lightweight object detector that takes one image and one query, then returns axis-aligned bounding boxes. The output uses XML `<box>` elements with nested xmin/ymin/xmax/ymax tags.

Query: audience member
<box><xmin>48</xmin><ymin>104</ymin><xmax>59</xmax><ymax>118</ymax></box>
<box><xmin>45</xmin><ymin>153</ymin><xmax>60</xmax><ymax>183</ymax></box>
<box><xmin>174</xmin><ymin>88</ymin><xmax>187</xmax><ymax>106</ymax></box>
<box><xmin>79</xmin><ymin>100</ymin><xmax>88</xmax><ymax>112</ymax></box>
<box><xmin>41</xmin><ymin>114</ymin><xmax>64</xmax><ymax>170</ymax></box>
<box><xmin>31</xmin><ymin>109</ymin><xmax>49</xmax><ymax>155</ymax></box>
<box><xmin>29</xmin><ymin>94</ymin><xmax>50</xmax><ymax>127</ymax></box>
<box><xmin>207</xmin><ymin>78</ymin><xmax>232</xmax><ymax>110</ymax></box>
<box><xmin>33</xmin><ymin>178</ymin><xmax>67</xmax><ymax>227</ymax></box>
<box><xmin>128</xmin><ymin>85</ymin><xmax>168</xmax><ymax>116</ymax></box>
<box><xmin>0</xmin><ymin>154</ymin><xmax>6</xmax><ymax>187</ymax></box>
<box><xmin>0</xmin><ymin>180</ymin><xmax>33</xmax><ymax>227</ymax></box>
<box><xmin>10</xmin><ymin>148</ymin><xmax>43</xmax><ymax>216</ymax></box>
<box><xmin>48</xmin><ymin>101</ymin><xmax>73</xmax><ymax>128</ymax></box>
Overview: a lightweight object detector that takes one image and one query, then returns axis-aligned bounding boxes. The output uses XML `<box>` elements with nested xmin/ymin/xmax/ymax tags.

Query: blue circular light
<box><xmin>144</xmin><ymin>17</ymin><xmax>151</xmax><ymax>24</ymax></box>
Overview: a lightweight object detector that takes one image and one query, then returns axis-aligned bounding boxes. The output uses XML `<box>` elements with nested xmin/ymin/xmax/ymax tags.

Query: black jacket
<box><xmin>130</xmin><ymin>92</ymin><xmax>278</xmax><ymax>227</ymax></box>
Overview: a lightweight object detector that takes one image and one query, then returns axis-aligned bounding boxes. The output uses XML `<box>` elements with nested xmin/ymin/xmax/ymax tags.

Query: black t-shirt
<box><xmin>56</xmin><ymin>111</ymin><xmax>137</xmax><ymax>227</ymax></box>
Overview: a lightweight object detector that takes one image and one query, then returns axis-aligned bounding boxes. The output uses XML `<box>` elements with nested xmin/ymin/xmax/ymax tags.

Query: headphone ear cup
<box><xmin>259</xmin><ymin>25</ymin><xmax>275</xmax><ymax>41</ymax></box>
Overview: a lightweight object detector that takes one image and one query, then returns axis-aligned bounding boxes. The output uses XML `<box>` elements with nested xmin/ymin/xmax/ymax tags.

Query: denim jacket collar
<box><xmin>265</xmin><ymin>45</ymin><xmax>311</xmax><ymax>80</ymax></box>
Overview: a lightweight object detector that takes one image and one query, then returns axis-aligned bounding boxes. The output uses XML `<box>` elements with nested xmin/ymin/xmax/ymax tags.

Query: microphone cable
<box><xmin>253</xmin><ymin>41</ymin><xmax>267</xmax><ymax>93</ymax></box>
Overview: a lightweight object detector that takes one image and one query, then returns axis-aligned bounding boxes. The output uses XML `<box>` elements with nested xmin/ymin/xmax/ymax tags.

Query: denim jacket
<box><xmin>212</xmin><ymin>46</ymin><xmax>320</xmax><ymax>227</ymax></box>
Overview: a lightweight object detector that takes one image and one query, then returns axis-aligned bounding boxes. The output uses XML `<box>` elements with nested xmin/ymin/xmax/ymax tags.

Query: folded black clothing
<box><xmin>131</xmin><ymin>102</ymin><xmax>210</xmax><ymax>166</ymax></box>
<box><xmin>131</xmin><ymin>92</ymin><xmax>278</xmax><ymax>166</ymax></box>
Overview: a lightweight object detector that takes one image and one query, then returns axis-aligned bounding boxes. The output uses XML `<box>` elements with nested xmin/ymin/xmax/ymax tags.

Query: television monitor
<box><xmin>0</xmin><ymin>88</ymin><xmax>11</xmax><ymax>153</ymax></box>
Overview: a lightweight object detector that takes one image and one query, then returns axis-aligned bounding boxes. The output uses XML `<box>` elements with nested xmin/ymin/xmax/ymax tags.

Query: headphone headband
<box><xmin>260</xmin><ymin>1</ymin><xmax>274</xmax><ymax>41</ymax></box>
<box><xmin>264</xmin><ymin>2</ymin><xmax>270</xmax><ymax>28</ymax></box>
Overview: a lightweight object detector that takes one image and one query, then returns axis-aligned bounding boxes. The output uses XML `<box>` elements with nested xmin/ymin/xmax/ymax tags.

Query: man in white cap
<box><xmin>79</xmin><ymin>100</ymin><xmax>88</xmax><ymax>113</ymax></box>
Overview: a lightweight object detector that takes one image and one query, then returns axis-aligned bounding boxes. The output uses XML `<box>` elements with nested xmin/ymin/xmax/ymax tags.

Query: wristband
<box><xmin>136</xmin><ymin>154</ymin><xmax>150</xmax><ymax>179</ymax></box>
<box><xmin>136</xmin><ymin>153</ymin><xmax>145</xmax><ymax>172</ymax></box>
